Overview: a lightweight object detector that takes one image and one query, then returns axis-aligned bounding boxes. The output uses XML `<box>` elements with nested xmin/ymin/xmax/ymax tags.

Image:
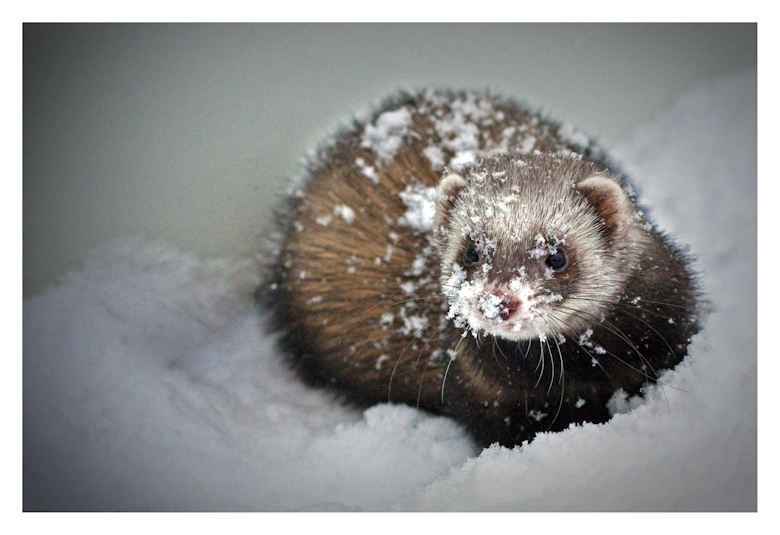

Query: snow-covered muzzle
<box><xmin>442</xmin><ymin>264</ymin><xmax>562</xmax><ymax>341</ymax></box>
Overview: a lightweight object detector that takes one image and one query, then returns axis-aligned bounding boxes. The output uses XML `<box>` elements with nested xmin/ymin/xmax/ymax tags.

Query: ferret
<box><xmin>259</xmin><ymin>90</ymin><xmax>699</xmax><ymax>448</ymax></box>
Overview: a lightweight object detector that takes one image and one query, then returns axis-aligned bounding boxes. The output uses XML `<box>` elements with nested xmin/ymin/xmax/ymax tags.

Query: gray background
<box><xmin>23</xmin><ymin>24</ymin><xmax>757</xmax><ymax>298</ymax></box>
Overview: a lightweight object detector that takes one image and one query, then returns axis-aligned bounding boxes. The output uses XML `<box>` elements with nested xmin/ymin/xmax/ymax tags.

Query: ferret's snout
<box><xmin>478</xmin><ymin>291</ymin><xmax>518</xmax><ymax>322</ymax></box>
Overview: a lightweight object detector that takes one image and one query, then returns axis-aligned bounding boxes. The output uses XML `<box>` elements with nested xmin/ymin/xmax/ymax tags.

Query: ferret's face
<box><xmin>435</xmin><ymin>155</ymin><xmax>637</xmax><ymax>342</ymax></box>
<box><xmin>441</xmin><ymin>229</ymin><xmax>576</xmax><ymax>340</ymax></box>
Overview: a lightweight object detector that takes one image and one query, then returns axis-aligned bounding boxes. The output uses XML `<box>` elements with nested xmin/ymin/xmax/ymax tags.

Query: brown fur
<box><xmin>260</xmin><ymin>90</ymin><xmax>699</xmax><ymax>448</ymax></box>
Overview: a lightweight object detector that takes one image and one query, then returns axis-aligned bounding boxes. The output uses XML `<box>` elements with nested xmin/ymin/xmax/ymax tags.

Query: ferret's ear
<box><xmin>436</xmin><ymin>173</ymin><xmax>467</xmax><ymax>230</ymax></box>
<box><xmin>577</xmin><ymin>174</ymin><xmax>633</xmax><ymax>240</ymax></box>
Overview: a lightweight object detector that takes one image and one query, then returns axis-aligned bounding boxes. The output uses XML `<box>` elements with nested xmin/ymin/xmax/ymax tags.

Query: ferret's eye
<box><xmin>545</xmin><ymin>249</ymin><xmax>568</xmax><ymax>271</ymax></box>
<box><xmin>463</xmin><ymin>244</ymin><xmax>480</xmax><ymax>266</ymax></box>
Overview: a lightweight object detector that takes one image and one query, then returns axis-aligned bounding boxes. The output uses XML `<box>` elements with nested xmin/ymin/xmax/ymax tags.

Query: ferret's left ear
<box><xmin>435</xmin><ymin>173</ymin><xmax>467</xmax><ymax>230</ymax></box>
<box><xmin>577</xmin><ymin>174</ymin><xmax>633</xmax><ymax>240</ymax></box>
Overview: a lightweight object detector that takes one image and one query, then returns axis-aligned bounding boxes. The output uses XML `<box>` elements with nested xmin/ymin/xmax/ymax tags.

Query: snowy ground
<box><xmin>23</xmin><ymin>69</ymin><xmax>757</xmax><ymax>512</ymax></box>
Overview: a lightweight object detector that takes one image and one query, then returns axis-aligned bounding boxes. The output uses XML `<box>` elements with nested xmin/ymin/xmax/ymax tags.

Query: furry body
<box><xmin>261</xmin><ymin>91</ymin><xmax>699</xmax><ymax>448</ymax></box>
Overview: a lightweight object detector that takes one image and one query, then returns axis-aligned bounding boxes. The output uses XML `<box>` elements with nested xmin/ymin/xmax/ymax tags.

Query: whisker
<box><xmin>571</xmin><ymin>294</ymin><xmax>695</xmax><ymax>323</ymax></box>
<box><xmin>387</xmin><ymin>315</ymin><xmax>433</xmax><ymax>400</ymax></box>
<box><xmin>495</xmin><ymin>338</ymin><xmax>509</xmax><ymax>362</ymax></box>
<box><xmin>545</xmin><ymin>333</ymin><xmax>566</xmax><ymax>432</ymax></box>
<box><xmin>611</xmin><ymin>307</ymin><xmax>682</xmax><ymax>363</ymax></box>
<box><xmin>545</xmin><ymin>301</ymin><xmax>659</xmax><ymax>383</ymax></box>
<box><xmin>441</xmin><ymin>335</ymin><xmax>465</xmax><ymax>404</ymax></box>
<box><xmin>534</xmin><ymin>340</ymin><xmax>545</xmax><ymax>388</ymax></box>
<box><xmin>415</xmin><ymin>357</ymin><xmax>433</xmax><ymax>410</ymax></box>
<box><xmin>522</xmin><ymin>340</ymin><xmax>532</xmax><ymax>359</ymax></box>
<box><xmin>545</xmin><ymin>338</ymin><xmax>555</xmax><ymax>396</ymax></box>
<box><xmin>600</xmin><ymin>319</ymin><xmax>656</xmax><ymax>382</ymax></box>
<box><xmin>415</xmin><ymin>322</ymin><xmax>446</xmax><ymax>409</ymax></box>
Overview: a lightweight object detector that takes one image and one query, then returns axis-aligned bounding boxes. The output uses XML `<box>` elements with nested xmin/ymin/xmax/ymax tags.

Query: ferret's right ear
<box><xmin>435</xmin><ymin>173</ymin><xmax>467</xmax><ymax>230</ymax></box>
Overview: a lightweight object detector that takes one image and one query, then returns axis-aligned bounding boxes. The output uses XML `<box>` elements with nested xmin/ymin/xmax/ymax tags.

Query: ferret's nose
<box><xmin>478</xmin><ymin>292</ymin><xmax>518</xmax><ymax>322</ymax></box>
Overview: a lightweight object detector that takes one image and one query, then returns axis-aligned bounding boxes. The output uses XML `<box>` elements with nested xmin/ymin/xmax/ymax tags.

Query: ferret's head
<box><xmin>435</xmin><ymin>153</ymin><xmax>644</xmax><ymax>341</ymax></box>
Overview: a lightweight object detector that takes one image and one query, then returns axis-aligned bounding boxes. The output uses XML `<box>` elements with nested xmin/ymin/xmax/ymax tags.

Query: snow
<box><xmin>360</xmin><ymin>107</ymin><xmax>413</xmax><ymax>161</ymax></box>
<box><xmin>354</xmin><ymin>157</ymin><xmax>380</xmax><ymax>184</ymax></box>
<box><xmin>397</xmin><ymin>184</ymin><xmax>438</xmax><ymax>231</ymax></box>
<box><xmin>23</xmin><ymin>70</ymin><xmax>757</xmax><ymax>512</ymax></box>
<box><xmin>333</xmin><ymin>204</ymin><xmax>356</xmax><ymax>224</ymax></box>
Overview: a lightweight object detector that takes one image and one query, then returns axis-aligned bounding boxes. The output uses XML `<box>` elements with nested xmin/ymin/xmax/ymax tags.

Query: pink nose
<box><xmin>479</xmin><ymin>292</ymin><xmax>518</xmax><ymax>322</ymax></box>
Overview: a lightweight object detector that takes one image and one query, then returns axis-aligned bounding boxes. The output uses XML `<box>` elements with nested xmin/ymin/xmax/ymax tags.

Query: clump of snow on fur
<box><xmin>477</xmin><ymin>293</ymin><xmax>504</xmax><ymax>320</ymax></box>
<box><xmin>333</xmin><ymin>204</ymin><xmax>356</xmax><ymax>224</ymax></box>
<box><xmin>419</xmin><ymin>92</ymin><xmax>529</xmax><ymax>170</ymax></box>
<box><xmin>398</xmin><ymin>184</ymin><xmax>437</xmax><ymax>231</ymax></box>
<box><xmin>361</xmin><ymin>107</ymin><xmax>412</xmax><ymax>161</ymax></box>
<box><xmin>442</xmin><ymin>264</ymin><xmax>478</xmax><ymax>332</ymax></box>
<box><xmin>354</xmin><ymin>157</ymin><xmax>380</xmax><ymax>184</ymax></box>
